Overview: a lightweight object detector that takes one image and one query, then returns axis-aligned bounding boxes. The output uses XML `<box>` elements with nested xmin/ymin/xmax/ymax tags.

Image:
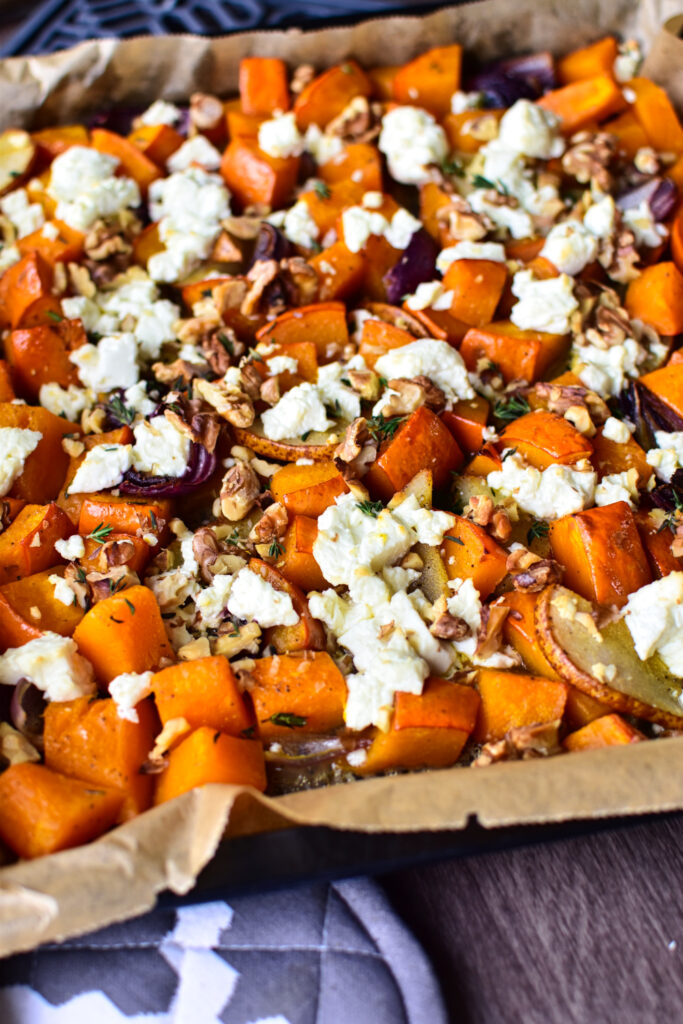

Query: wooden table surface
<box><xmin>383</xmin><ymin>813</ymin><xmax>683</xmax><ymax>1022</ymax></box>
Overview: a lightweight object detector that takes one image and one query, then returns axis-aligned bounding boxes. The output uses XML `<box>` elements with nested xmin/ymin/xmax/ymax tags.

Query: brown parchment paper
<box><xmin>2</xmin><ymin>0</ymin><xmax>683</xmax><ymax>958</ymax></box>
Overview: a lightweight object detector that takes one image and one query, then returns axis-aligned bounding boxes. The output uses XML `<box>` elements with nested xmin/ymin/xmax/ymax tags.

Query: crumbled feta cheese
<box><xmin>404</xmin><ymin>281</ymin><xmax>450</xmax><ymax>311</ymax></box>
<box><xmin>41</xmin><ymin>221</ymin><xmax>59</xmax><ymax>240</ymax></box>
<box><xmin>196</xmin><ymin>573</ymin><xmax>234</xmax><ymax>628</ymax></box>
<box><xmin>39</xmin><ymin>382</ymin><xmax>93</xmax><ymax>421</ymax></box>
<box><xmin>384</xmin><ymin>208</ymin><xmax>422</xmax><ymax>250</ymax></box>
<box><xmin>646</xmin><ymin>431</ymin><xmax>683</xmax><ymax>483</ymax></box>
<box><xmin>49</xmin><ymin>573</ymin><xmax>76</xmax><ymax>607</ymax></box>
<box><xmin>166</xmin><ymin>134</ymin><xmax>222</xmax><ymax>173</ymax></box>
<box><xmin>55</xmin><ymin>534</ymin><xmax>86</xmax><ymax>561</ymax></box>
<box><xmin>139</xmin><ymin>99</ymin><xmax>182</xmax><ymax>126</ymax></box>
<box><xmin>69</xmin><ymin>443</ymin><xmax>133</xmax><ymax>494</ymax></box>
<box><xmin>122</xmin><ymin>380</ymin><xmax>156</xmax><ymax>418</ymax></box>
<box><xmin>624</xmin><ymin>572</ymin><xmax>683</xmax><ymax>676</ymax></box>
<box><xmin>279</xmin><ymin>199</ymin><xmax>319</xmax><ymax>249</ymax></box>
<box><xmin>266</xmin><ymin>355</ymin><xmax>299</xmax><ymax>375</ymax></box>
<box><xmin>261</xmin><ymin>383</ymin><xmax>331</xmax><ymax>441</ymax></box>
<box><xmin>573</xmin><ymin>336</ymin><xmax>645</xmax><ymax>398</ymax></box>
<box><xmin>540</xmin><ymin>221</ymin><xmax>598</xmax><ymax>275</ymax></box>
<box><xmin>132</xmin><ymin>416</ymin><xmax>191</xmax><ymax>478</ymax></box>
<box><xmin>487</xmin><ymin>452</ymin><xmax>596</xmax><ymax>519</ymax></box>
<box><xmin>614</xmin><ymin>39</ymin><xmax>642</xmax><ymax>84</ymax></box>
<box><xmin>341</xmin><ymin>206</ymin><xmax>389</xmax><ymax>253</ymax></box>
<box><xmin>602</xmin><ymin>416</ymin><xmax>632</xmax><ymax>444</ymax></box>
<box><xmin>0</xmin><ymin>428</ymin><xmax>41</xmax><ymax>496</ymax></box>
<box><xmin>622</xmin><ymin>200</ymin><xmax>668</xmax><ymax>248</ymax></box>
<box><xmin>436</xmin><ymin>241</ymin><xmax>506</xmax><ymax>274</ymax></box>
<box><xmin>0</xmin><ymin>244</ymin><xmax>20</xmax><ymax>272</ymax></box>
<box><xmin>303</xmin><ymin>123</ymin><xmax>345</xmax><ymax>165</ymax></box>
<box><xmin>0</xmin><ymin>632</ymin><xmax>95</xmax><ymax>702</ymax></box>
<box><xmin>362</xmin><ymin>191</ymin><xmax>384</xmax><ymax>209</ymax></box>
<box><xmin>148</xmin><ymin>166</ymin><xmax>231</xmax><ymax>282</ymax></box>
<box><xmin>595</xmin><ymin>468</ymin><xmax>640</xmax><ymax>507</ymax></box>
<box><xmin>510</xmin><ymin>270</ymin><xmax>578</xmax><ymax>334</ymax></box>
<box><xmin>583</xmin><ymin>195</ymin><xmax>617</xmax><ymax>239</ymax></box>
<box><xmin>258</xmin><ymin>112</ymin><xmax>304</xmax><ymax>159</ymax></box>
<box><xmin>109</xmin><ymin>671</ymin><xmax>154</xmax><ymax>722</ymax></box>
<box><xmin>0</xmin><ymin>188</ymin><xmax>44</xmax><ymax>238</ymax></box>
<box><xmin>374</xmin><ymin>338</ymin><xmax>474</xmax><ymax>405</ymax></box>
<box><xmin>496</xmin><ymin>99</ymin><xmax>564</xmax><ymax>159</ymax></box>
<box><xmin>316</xmin><ymin>361</ymin><xmax>362</xmax><ymax>421</ymax></box>
<box><xmin>227</xmin><ymin>568</ymin><xmax>299</xmax><ymax>628</ymax></box>
<box><xmin>391</xmin><ymin>493</ymin><xmax>455</xmax><ymax>545</ymax></box>
<box><xmin>469</xmin><ymin>187</ymin><xmax>534</xmax><ymax>239</ymax></box>
<box><xmin>379</xmin><ymin>106</ymin><xmax>448</xmax><ymax>185</ymax></box>
<box><xmin>48</xmin><ymin>146</ymin><xmax>140</xmax><ymax>232</ymax></box>
<box><xmin>69</xmin><ymin>333</ymin><xmax>139</xmax><ymax>392</ymax></box>
<box><xmin>451</xmin><ymin>90</ymin><xmax>484</xmax><ymax>114</ymax></box>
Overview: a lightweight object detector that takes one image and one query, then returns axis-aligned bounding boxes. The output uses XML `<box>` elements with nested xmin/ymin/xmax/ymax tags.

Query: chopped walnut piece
<box><xmin>83</xmin><ymin>219</ymin><xmax>134</xmax><ymax>262</ymax></box>
<box><xmin>475</xmin><ymin>603</ymin><xmax>509</xmax><ymax>659</ymax></box>
<box><xmin>534</xmin><ymin>382</ymin><xmax>610</xmax><ymax>426</ymax></box>
<box><xmin>347</xmin><ymin>369</ymin><xmax>380</xmax><ymax>401</ymax></box>
<box><xmin>63</xmin><ymin>563</ymin><xmax>91</xmax><ymax>609</ymax></box>
<box><xmin>260</xmin><ymin>375</ymin><xmax>281</xmax><ymax>406</ymax></box>
<box><xmin>178</xmin><ymin>636</ymin><xmax>212</xmax><ymax>661</ymax></box>
<box><xmin>189</xmin><ymin>92</ymin><xmax>225</xmax><ymax>132</ymax></box>
<box><xmin>201</xmin><ymin>328</ymin><xmax>244</xmax><ymax>375</ymax></box>
<box><xmin>239</xmin><ymin>360</ymin><xmax>263</xmax><ymax>401</ymax></box>
<box><xmin>326</xmin><ymin>95</ymin><xmax>380</xmax><ymax>143</ymax></box>
<box><xmin>436</xmin><ymin>194</ymin><xmax>491</xmax><ymax>242</ymax></box>
<box><xmin>562</xmin><ymin>131</ymin><xmax>616</xmax><ymax>192</ymax></box>
<box><xmin>81</xmin><ymin>407</ymin><xmax>106</xmax><ymax>435</ymax></box>
<box><xmin>212</xmin><ymin>277</ymin><xmax>249</xmax><ymax>317</ymax></box>
<box><xmin>333</xmin><ymin>417</ymin><xmax>377</xmax><ymax>479</ymax></box>
<box><xmin>507</xmin><ymin>547</ymin><xmax>562</xmax><ymax>593</ymax></box>
<box><xmin>87</xmin><ymin>566</ymin><xmax>140</xmax><ymax>603</ymax></box>
<box><xmin>291</xmin><ymin>63</ymin><xmax>315</xmax><ymax>95</ymax></box>
<box><xmin>214</xmin><ymin>621</ymin><xmax>262</xmax><ymax>658</ymax></box>
<box><xmin>490</xmin><ymin>509</ymin><xmax>512</xmax><ymax>543</ymax></box>
<box><xmin>143</xmin><ymin>717</ymin><xmax>192</xmax><ymax>773</ymax></box>
<box><xmin>280</xmin><ymin>256</ymin><xmax>319</xmax><ymax>307</ymax></box>
<box><xmin>220</xmin><ymin>461</ymin><xmax>261</xmax><ymax>522</ymax></box>
<box><xmin>62</xmin><ymin>437</ymin><xmax>85</xmax><ymax>458</ymax></box>
<box><xmin>633</xmin><ymin>146</ymin><xmax>660</xmax><ymax>176</ymax></box>
<box><xmin>211</xmin><ymin>230</ymin><xmax>243</xmax><ymax>263</ymax></box>
<box><xmin>175</xmin><ymin>304</ymin><xmax>223</xmax><ymax>345</ymax></box>
<box><xmin>473</xmin><ymin>720</ymin><xmax>561</xmax><ymax>766</ymax></box>
<box><xmin>241</xmin><ymin>259</ymin><xmax>280</xmax><ymax>315</ymax></box>
<box><xmin>0</xmin><ymin>722</ymin><xmax>41</xmax><ymax>768</ymax></box>
<box><xmin>222</xmin><ymin>215</ymin><xmax>264</xmax><ymax>241</ymax></box>
<box><xmin>67</xmin><ymin>261</ymin><xmax>96</xmax><ymax>298</ymax></box>
<box><xmin>601</xmin><ymin>225</ymin><xmax>640</xmax><ymax>283</ymax></box>
<box><xmin>430</xmin><ymin>611</ymin><xmax>471</xmax><ymax>639</ymax></box>
<box><xmin>191</xmin><ymin>526</ymin><xmax>222</xmax><ymax>583</ymax></box>
<box><xmin>153</xmin><ymin>358</ymin><xmax>205</xmax><ymax>385</ymax></box>
<box><xmin>195</xmin><ymin>377</ymin><xmax>255</xmax><ymax>427</ymax></box>
<box><xmin>248</xmin><ymin>502</ymin><xmax>288</xmax><ymax>544</ymax></box>
<box><xmin>564</xmin><ymin>404</ymin><xmax>595</xmax><ymax>437</ymax></box>
<box><xmin>466</xmin><ymin>494</ymin><xmax>494</xmax><ymax>526</ymax></box>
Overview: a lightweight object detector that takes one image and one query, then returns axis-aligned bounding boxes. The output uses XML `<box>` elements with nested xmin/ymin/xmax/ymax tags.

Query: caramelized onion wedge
<box><xmin>232</xmin><ymin>424</ymin><xmax>339</xmax><ymax>463</ymax></box>
<box><xmin>535</xmin><ymin>584</ymin><xmax>683</xmax><ymax>728</ymax></box>
<box><xmin>0</xmin><ymin>130</ymin><xmax>36</xmax><ymax>195</ymax></box>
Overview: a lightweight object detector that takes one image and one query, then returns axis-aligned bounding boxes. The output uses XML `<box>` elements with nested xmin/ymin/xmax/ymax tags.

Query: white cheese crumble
<box><xmin>278</xmin><ymin>199</ymin><xmax>319</xmax><ymax>249</ymax></box>
<box><xmin>0</xmin><ymin>244</ymin><xmax>20</xmax><ymax>273</ymax></box>
<box><xmin>303</xmin><ymin>123</ymin><xmax>345</xmax><ymax>165</ymax></box>
<box><xmin>0</xmin><ymin>428</ymin><xmax>41</xmax><ymax>496</ymax></box>
<box><xmin>69</xmin><ymin>333</ymin><xmax>139</xmax><ymax>392</ymax></box>
<box><xmin>195</xmin><ymin>573</ymin><xmax>233</xmax><ymax>629</ymax></box>
<box><xmin>451</xmin><ymin>90</ymin><xmax>484</xmax><ymax>114</ymax></box>
<box><xmin>540</xmin><ymin>221</ymin><xmax>598</xmax><ymax>276</ymax></box>
<box><xmin>0</xmin><ymin>632</ymin><xmax>95</xmax><ymax>702</ymax></box>
<box><xmin>646</xmin><ymin>431</ymin><xmax>683</xmax><ymax>483</ymax></box>
<box><xmin>55</xmin><ymin>534</ymin><xmax>86</xmax><ymax>561</ymax></box>
<box><xmin>132</xmin><ymin>415</ymin><xmax>191</xmax><ymax>478</ymax></box>
<box><xmin>622</xmin><ymin>200</ymin><xmax>668</xmax><ymax>249</ymax></box>
<box><xmin>166</xmin><ymin>134</ymin><xmax>222</xmax><ymax>173</ymax></box>
<box><xmin>49</xmin><ymin>573</ymin><xmax>76</xmax><ymax>607</ymax></box>
<box><xmin>227</xmin><ymin>568</ymin><xmax>299</xmax><ymax>628</ymax></box>
<box><xmin>595</xmin><ymin>468</ymin><xmax>640</xmax><ymax>507</ymax></box>
<box><xmin>374</xmin><ymin>338</ymin><xmax>474</xmax><ymax>405</ymax></box>
<box><xmin>487</xmin><ymin>452</ymin><xmax>597</xmax><ymax>520</ymax></box>
<box><xmin>378</xmin><ymin>106</ymin><xmax>448</xmax><ymax>185</ymax></box>
<box><xmin>0</xmin><ymin>188</ymin><xmax>44</xmax><ymax>239</ymax></box>
<box><xmin>69</xmin><ymin>443</ymin><xmax>133</xmax><ymax>494</ymax></box>
<box><xmin>602</xmin><ymin>416</ymin><xmax>632</xmax><ymax>444</ymax></box>
<box><xmin>583</xmin><ymin>194</ymin><xmax>616</xmax><ymax>239</ymax></box>
<box><xmin>614</xmin><ymin>40</ymin><xmax>642</xmax><ymax>84</ymax></box>
<box><xmin>261</xmin><ymin>382</ymin><xmax>331</xmax><ymax>441</ymax></box>
<box><xmin>258</xmin><ymin>112</ymin><xmax>305</xmax><ymax>159</ymax></box>
<box><xmin>47</xmin><ymin>146</ymin><xmax>140</xmax><ymax>232</ymax></box>
<box><xmin>383</xmin><ymin>208</ymin><xmax>422</xmax><ymax>250</ymax></box>
<box><xmin>436</xmin><ymin>241</ymin><xmax>506</xmax><ymax>274</ymax></box>
<box><xmin>496</xmin><ymin>99</ymin><xmax>565</xmax><ymax>160</ymax></box>
<box><xmin>341</xmin><ymin>206</ymin><xmax>388</xmax><ymax>253</ymax></box>
<box><xmin>138</xmin><ymin>99</ymin><xmax>182</xmax><ymax>126</ymax></box>
<box><xmin>510</xmin><ymin>270</ymin><xmax>578</xmax><ymax>335</ymax></box>
<box><xmin>404</xmin><ymin>281</ymin><xmax>454</xmax><ymax>311</ymax></box>
<box><xmin>266</xmin><ymin>355</ymin><xmax>299</xmax><ymax>376</ymax></box>
<box><xmin>148</xmin><ymin>166</ymin><xmax>231</xmax><ymax>282</ymax></box>
<box><xmin>109</xmin><ymin>670</ymin><xmax>153</xmax><ymax>722</ymax></box>
<box><xmin>624</xmin><ymin>572</ymin><xmax>683</xmax><ymax>676</ymax></box>
<box><xmin>573</xmin><ymin>336</ymin><xmax>645</xmax><ymax>399</ymax></box>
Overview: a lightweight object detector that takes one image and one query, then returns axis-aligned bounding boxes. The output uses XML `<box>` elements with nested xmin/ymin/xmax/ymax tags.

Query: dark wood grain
<box><xmin>383</xmin><ymin>816</ymin><xmax>683</xmax><ymax>1024</ymax></box>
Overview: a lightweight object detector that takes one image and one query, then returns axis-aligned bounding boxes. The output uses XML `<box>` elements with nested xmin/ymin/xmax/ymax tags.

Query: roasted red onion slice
<box><xmin>616</xmin><ymin>177</ymin><xmax>677</xmax><ymax>222</ymax></box>
<box><xmin>383</xmin><ymin>229</ymin><xmax>438</xmax><ymax>305</ymax></box>
<box><xmin>119</xmin><ymin>442</ymin><xmax>217</xmax><ymax>497</ymax></box>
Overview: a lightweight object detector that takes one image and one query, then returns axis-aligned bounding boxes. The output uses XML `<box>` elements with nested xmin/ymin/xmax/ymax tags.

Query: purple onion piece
<box><xmin>637</xmin><ymin>380</ymin><xmax>683</xmax><ymax>434</ymax></box>
<box><xmin>383</xmin><ymin>229</ymin><xmax>438</xmax><ymax>305</ymax></box>
<box><xmin>119</xmin><ymin>443</ymin><xmax>217</xmax><ymax>498</ymax></box>
<box><xmin>249</xmin><ymin>223</ymin><xmax>292</xmax><ymax>268</ymax></box>
<box><xmin>89</xmin><ymin>105</ymin><xmax>189</xmax><ymax>138</ymax></box>
<box><xmin>642</xmin><ymin>472</ymin><xmax>683</xmax><ymax>513</ymax></box>
<box><xmin>616</xmin><ymin>176</ymin><xmax>677</xmax><ymax>222</ymax></box>
<box><xmin>466</xmin><ymin>51</ymin><xmax>555</xmax><ymax>107</ymax></box>
<box><xmin>10</xmin><ymin>682</ymin><xmax>46</xmax><ymax>750</ymax></box>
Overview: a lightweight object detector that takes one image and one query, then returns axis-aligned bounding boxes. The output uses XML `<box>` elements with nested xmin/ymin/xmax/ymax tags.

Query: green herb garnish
<box><xmin>268</xmin><ymin>712</ymin><xmax>307</xmax><ymax>728</ymax></box>
<box><xmin>367</xmin><ymin>414</ymin><xmax>404</xmax><ymax>443</ymax></box>
<box><xmin>268</xmin><ymin>539</ymin><xmax>284</xmax><ymax>558</ymax></box>
<box><xmin>46</xmin><ymin>310</ymin><xmax>64</xmax><ymax>323</ymax></box>
<box><xmin>442</xmin><ymin>157</ymin><xmax>465</xmax><ymax>177</ymax></box>
<box><xmin>314</xmin><ymin>181</ymin><xmax>331</xmax><ymax>199</ymax></box>
<box><xmin>124</xmin><ymin>598</ymin><xmax>136</xmax><ymax>615</ymax></box>
<box><xmin>218</xmin><ymin>332</ymin><xmax>234</xmax><ymax>356</ymax></box>
<box><xmin>444</xmin><ymin>534</ymin><xmax>465</xmax><ymax>545</ymax></box>
<box><xmin>104</xmin><ymin>395</ymin><xmax>135</xmax><ymax>426</ymax></box>
<box><xmin>87</xmin><ymin>522</ymin><xmax>113</xmax><ymax>545</ymax></box>
<box><xmin>357</xmin><ymin>499</ymin><xmax>384</xmax><ymax>518</ymax></box>
<box><xmin>527</xmin><ymin>520</ymin><xmax>550</xmax><ymax>544</ymax></box>
<box><xmin>494</xmin><ymin>395</ymin><xmax>531</xmax><ymax>423</ymax></box>
<box><xmin>471</xmin><ymin>173</ymin><xmax>496</xmax><ymax>190</ymax></box>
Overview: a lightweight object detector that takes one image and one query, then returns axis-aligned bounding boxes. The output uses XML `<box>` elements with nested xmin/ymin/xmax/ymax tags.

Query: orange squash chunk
<box><xmin>57</xmin><ymin>427</ymin><xmax>135</xmax><ymax>526</ymax></box>
<box><xmin>474</xmin><ymin>668</ymin><xmax>569</xmax><ymax>742</ymax></box>
<box><xmin>271</xmin><ymin>461</ymin><xmax>348</xmax><ymax>517</ymax></box>
<box><xmin>394</xmin><ymin>677</ymin><xmax>480</xmax><ymax>732</ymax></box>
<box><xmin>356</xmin><ymin>725</ymin><xmax>470</xmax><ymax>775</ymax></box>
<box><xmin>591</xmin><ymin>425</ymin><xmax>652</xmax><ymax>487</ymax></box>
<box><xmin>639</xmin><ymin>364</ymin><xmax>683</xmax><ymax>422</ymax></box>
<box><xmin>256</xmin><ymin>302</ymin><xmax>349</xmax><ymax>362</ymax></box>
<box><xmin>358</xmin><ymin>318</ymin><xmax>414</xmax><ymax>368</ymax></box>
<box><xmin>73</xmin><ymin>585</ymin><xmax>174</xmax><ymax>684</ymax></box>
<box><xmin>500</xmin><ymin>410</ymin><xmax>593</xmax><ymax>469</ymax></box>
<box><xmin>603</xmin><ymin>110</ymin><xmax>650</xmax><ymax>159</ymax></box>
<box><xmin>0</xmin><ymin>403</ymin><xmax>73</xmax><ymax>504</ymax></box>
<box><xmin>32</xmin><ymin>123</ymin><xmax>89</xmax><ymax>159</ymax></box>
<box><xmin>628</xmin><ymin>77</ymin><xmax>683</xmax><ymax>153</ymax></box>
<box><xmin>127</xmin><ymin>123</ymin><xmax>184</xmax><ymax>165</ymax></box>
<box><xmin>557</xmin><ymin>37</ymin><xmax>618</xmax><ymax>84</ymax></box>
<box><xmin>635</xmin><ymin>508</ymin><xmax>683</xmax><ymax>579</ymax></box>
<box><xmin>440</xmin><ymin>395</ymin><xmax>490</xmax><ymax>455</ymax></box>
<box><xmin>537</xmin><ymin>74</ymin><xmax>626</xmax><ymax>133</ymax></box>
<box><xmin>154</xmin><ymin>727</ymin><xmax>267</xmax><ymax>804</ymax></box>
<box><xmin>625</xmin><ymin>262</ymin><xmax>683</xmax><ymax>336</ymax></box>
<box><xmin>442</xmin><ymin>259</ymin><xmax>507</xmax><ymax>327</ymax></box>
<box><xmin>439</xmin><ymin>517</ymin><xmax>508</xmax><ymax>600</ymax></box>
<box><xmin>0</xmin><ymin>251</ymin><xmax>61</xmax><ymax>329</ymax></box>
<box><xmin>549</xmin><ymin>502</ymin><xmax>651</xmax><ymax>608</ymax></box>
<box><xmin>152</xmin><ymin>656</ymin><xmax>252</xmax><ymax>736</ymax></box>
<box><xmin>443</xmin><ymin>109</ymin><xmax>505</xmax><ymax>153</ymax></box>
<box><xmin>498</xmin><ymin>590</ymin><xmax>560</xmax><ymax>680</ymax></box>
<box><xmin>79</xmin><ymin>531</ymin><xmax>152</xmax><ymax>578</ymax></box>
<box><xmin>0</xmin><ymin>565</ymin><xmax>84</xmax><ymax>647</ymax></box>
<box><xmin>249</xmin><ymin>651</ymin><xmax>347</xmax><ymax>740</ymax></box>
<box><xmin>278</xmin><ymin>515</ymin><xmax>327</xmax><ymax>593</ymax></box>
<box><xmin>91</xmin><ymin>128</ymin><xmax>162</xmax><ymax>193</ymax></box>
<box><xmin>0</xmin><ymin>502</ymin><xmax>73</xmax><ymax>583</ymax></box>
<box><xmin>17</xmin><ymin>219</ymin><xmax>84</xmax><ymax>267</ymax></box>
<box><xmin>6</xmin><ymin>317</ymin><xmax>86</xmax><ymax>397</ymax></box>
<box><xmin>319</xmin><ymin>142</ymin><xmax>383</xmax><ymax>190</ymax></box>
<box><xmin>563</xmin><ymin>713</ymin><xmax>645</xmax><ymax>752</ymax></box>
<box><xmin>239</xmin><ymin>57</ymin><xmax>290</xmax><ymax>116</ymax></box>
<box><xmin>564</xmin><ymin>688</ymin><xmax>611</xmax><ymax>731</ymax></box>
<box><xmin>309</xmin><ymin>241</ymin><xmax>366</xmax><ymax>302</ymax></box>
<box><xmin>460</xmin><ymin>321</ymin><xmax>569</xmax><ymax>384</ymax></box>
<box><xmin>391</xmin><ymin>45</ymin><xmax>462</xmax><ymax>118</ymax></box>
<box><xmin>0</xmin><ymin>762</ymin><xmax>123</xmax><ymax>859</ymax></box>
<box><xmin>78</xmin><ymin>495</ymin><xmax>171</xmax><ymax>540</ymax></box>
<box><xmin>293</xmin><ymin>61</ymin><xmax>371</xmax><ymax>130</ymax></box>
<box><xmin>220</xmin><ymin>138</ymin><xmax>299</xmax><ymax>210</ymax></box>
<box><xmin>44</xmin><ymin>696</ymin><xmax>158</xmax><ymax>821</ymax></box>
<box><xmin>366</xmin><ymin>406</ymin><xmax>463</xmax><ymax>501</ymax></box>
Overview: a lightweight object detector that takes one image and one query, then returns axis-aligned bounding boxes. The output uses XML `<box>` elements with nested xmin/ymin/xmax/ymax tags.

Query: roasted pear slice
<box><xmin>232</xmin><ymin>423</ymin><xmax>340</xmax><ymax>462</ymax></box>
<box><xmin>0</xmin><ymin>130</ymin><xmax>36</xmax><ymax>195</ymax></box>
<box><xmin>535</xmin><ymin>584</ymin><xmax>683</xmax><ymax>728</ymax></box>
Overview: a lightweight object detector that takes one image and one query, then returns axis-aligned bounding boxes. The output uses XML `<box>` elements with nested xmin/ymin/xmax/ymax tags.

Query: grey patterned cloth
<box><xmin>0</xmin><ymin>878</ymin><xmax>447</xmax><ymax>1022</ymax></box>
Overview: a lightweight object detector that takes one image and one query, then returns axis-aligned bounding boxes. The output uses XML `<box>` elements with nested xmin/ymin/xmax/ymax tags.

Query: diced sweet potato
<box><xmin>440</xmin><ymin>395</ymin><xmax>491</xmax><ymax>455</ymax></box>
<box><xmin>0</xmin><ymin>502</ymin><xmax>73</xmax><ymax>583</ymax></box>
<box><xmin>152</xmin><ymin>656</ymin><xmax>252</xmax><ymax>735</ymax></box>
<box><xmin>439</xmin><ymin>517</ymin><xmax>508</xmax><ymax>599</ymax></box>
<box><xmin>460</xmin><ymin>321</ymin><xmax>569</xmax><ymax>384</ymax></box>
<box><xmin>500</xmin><ymin>410</ymin><xmax>593</xmax><ymax>469</ymax></box>
<box><xmin>91</xmin><ymin>128</ymin><xmax>162</xmax><ymax>193</ymax></box>
<box><xmin>220</xmin><ymin>138</ymin><xmax>299</xmax><ymax>210</ymax></box>
<box><xmin>293</xmin><ymin>61</ymin><xmax>371</xmax><ymax>130</ymax></box>
<box><xmin>394</xmin><ymin>677</ymin><xmax>480</xmax><ymax>731</ymax></box>
<box><xmin>127</xmin><ymin>123</ymin><xmax>184</xmax><ymax>165</ymax></box>
<box><xmin>278</xmin><ymin>515</ymin><xmax>327</xmax><ymax>593</ymax></box>
<box><xmin>498</xmin><ymin>590</ymin><xmax>560</xmax><ymax>679</ymax></box>
<box><xmin>0</xmin><ymin>403</ymin><xmax>74</xmax><ymax>504</ymax></box>
<box><xmin>365</xmin><ymin>406</ymin><xmax>463</xmax><ymax>500</ymax></box>
<box><xmin>255</xmin><ymin>302</ymin><xmax>349</xmax><ymax>362</ymax></box>
<box><xmin>0</xmin><ymin>762</ymin><xmax>123</xmax><ymax>859</ymax></box>
<box><xmin>270</xmin><ymin>461</ymin><xmax>348</xmax><ymax>517</ymax></box>
<box><xmin>154</xmin><ymin>727</ymin><xmax>266</xmax><ymax>803</ymax></box>
<box><xmin>248</xmin><ymin>559</ymin><xmax>325</xmax><ymax>654</ymax></box>
<box><xmin>356</xmin><ymin>725</ymin><xmax>470</xmax><ymax>774</ymax></box>
<box><xmin>6</xmin><ymin>318</ymin><xmax>86</xmax><ymax>397</ymax></box>
<box><xmin>44</xmin><ymin>695</ymin><xmax>158</xmax><ymax>821</ymax></box>
<box><xmin>538</xmin><ymin>74</ymin><xmax>626</xmax><ymax>133</ymax></box>
<box><xmin>0</xmin><ymin>565</ymin><xmax>84</xmax><ymax>647</ymax></box>
<box><xmin>249</xmin><ymin>650</ymin><xmax>347</xmax><ymax>740</ymax></box>
<box><xmin>628</xmin><ymin>77</ymin><xmax>683</xmax><ymax>153</ymax></box>
<box><xmin>474</xmin><ymin>668</ymin><xmax>569</xmax><ymax>742</ymax></box>
<box><xmin>391</xmin><ymin>45</ymin><xmax>462</xmax><ymax>118</ymax></box>
<box><xmin>563</xmin><ymin>713</ymin><xmax>645</xmax><ymax>752</ymax></box>
<box><xmin>591</xmin><ymin>425</ymin><xmax>652</xmax><ymax>487</ymax></box>
<box><xmin>625</xmin><ymin>262</ymin><xmax>683</xmax><ymax>335</ymax></box>
<box><xmin>239</xmin><ymin>57</ymin><xmax>290</xmax><ymax>116</ymax></box>
<box><xmin>442</xmin><ymin>259</ymin><xmax>507</xmax><ymax>327</ymax></box>
<box><xmin>557</xmin><ymin>37</ymin><xmax>618</xmax><ymax>83</ymax></box>
<box><xmin>0</xmin><ymin>251</ymin><xmax>60</xmax><ymax>329</ymax></box>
